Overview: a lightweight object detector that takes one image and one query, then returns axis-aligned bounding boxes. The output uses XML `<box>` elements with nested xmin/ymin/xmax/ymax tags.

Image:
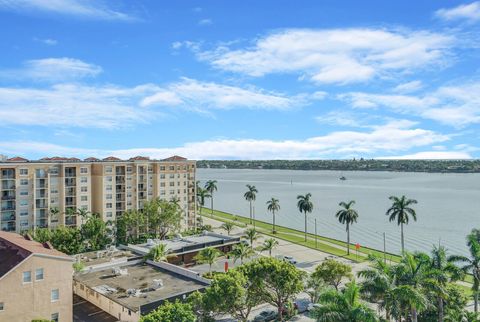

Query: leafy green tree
<box><xmin>266</xmin><ymin>197</ymin><xmax>280</xmax><ymax>233</ymax></box>
<box><xmin>386</xmin><ymin>285</ymin><xmax>427</xmax><ymax>322</ymax></box>
<box><xmin>297</xmin><ymin>193</ymin><xmax>313</xmax><ymax>242</ymax></box>
<box><xmin>312</xmin><ymin>259</ymin><xmax>352</xmax><ymax>291</ymax></box>
<box><xmin>311</xmin><ymin>279</ymin><xmax>379</xmax><ymax>322</ymax></box>
<box><xmin>202</xmin><ymin>270</ymin><xmax>261</xmax><ymax>322</ymax></box>
<box><xmin>243</xmin><ymin>228</ymin><xmax>259</xmax><ymax>248</ymax></box>
<box><xmin>221</xmin><ymin>221</ymin><xmax>235</xmax><ymax>235</ymax></box>
<box><xmin>149</xmin><ymin>199</ymin><xmax>183</xmax><ymax>240</ymax></box>
<box><xmin>140</xmin><ymin>300</ymin><xmax>195</xmax><ymax>322</ymax></box>
<box><xmin>239</xmin><ymin>257</ymin><xmax>305</xmax><ymax>321</ymax></box>
<box><xmin>230</xmin><ymin>242</ymin><xmax>255</xmax><ymax>265</ymax></box>
<box><xmin>259</xmin><ymin>238</ymin><xmax>279</xmax><ymax>257</ymax></box>
<box><xmin>80</xmin><ymin>213</ymin><xmax>111</xmax><ymax>251</ymax></box>
<box><xmin>145</xmin><ymin>243</ymin><xmax>169</xmax><ymax>262</ymax></box>
<box><xmin>195</xmin><ymin>247</ymin><xmax>222</xmax><ymax>272</ymax></box>
<box><xmin>449</xmin><ymin>229</ymin><xmax>480</xmax><ymax>313</ymax></box>
<box><xmin>244</xmin><ymin>184</ymin><xmax>258</xmax><ymax>224</ymax></box>
<box><xmin>204</xmin><ymin>180</ymin><xmax>218</xmax><ymax>217</ymax></box>
<box><xmin>335</xmin><ymin>200</ymin><xmax>359</xmax><ymax>255</ymax></box>
<box><xmin>386</xmin><ymin>195</ymin><xmax>418</xmax><ymax>253</ymax></box>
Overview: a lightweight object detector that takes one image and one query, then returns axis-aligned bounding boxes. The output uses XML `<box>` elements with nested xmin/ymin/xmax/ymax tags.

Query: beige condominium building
<box><xmin>0</xmin><ymin>231</ymin><xmax>74</xmax><ymax>322</ymax></box>
<box><xmin>0</xmin><ymin>155</ymin><xmax>196</xmax><ymax>233</ymax></box>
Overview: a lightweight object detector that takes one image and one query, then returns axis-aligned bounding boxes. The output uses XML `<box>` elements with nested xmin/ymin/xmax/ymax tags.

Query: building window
<box><xmin>160</xmin><ymin>174</ymin><xmax>165</xmax><ymax>179</ymax></box>
<box><xmin>20</xmin><ymin>179</ymin><xmax>28</xmax><ymax>186</ymax></box>
<box><xmin>106</xmin><ymin>212</ymin><xmax>113</xmax><ymax>218</ymax></box>
<box><xmin>81</xmin><ymin>186</ymin><xmax>88</xmax><ymax>192</ymax></box>
<box><xmin>80</xmin><ymin>177</ymin><xmax>88</xmax><ymax>183</ymax></box>
<box><xmin>23</xmin><ymin>271</ymin><xmax>31</xmax><ymax>283</ymax></box>
<box><xmin>160</xmin><ymin>166</ymin><xmax>165</xmax><ymax>171</ymax></box>
<box><xmin>80</xmin><ymin>167</ymin><xmax>88</xmax><ymax>174</ymax></box>
<box><xmin>106</xmin><ymin>185</ymin><xmax>112</xmax><ymax>191</ymax></box>
<box><xmin>169</xmin><ymin>182</ymin><xmax>175</xmax><ymax>187</ymax></box>
<box><xmin>35</xmin><ymin>268</ymin><xmax>44</xmax><ymax>281</ymax></box>
<box><xmin>81</xmin><ymin>196</ymin><xmax>88</xmax><ymax>202</ymax></box>
<box><xmin>20</xmin><ymin>190</ymin><xmax>28</xmax><ymax>196</ymax></box>
<box><xmin>20</xmin><ymin>220</ymin><xmax>29</xmax><ymax>227</ymax></box>
<box><xmin>20</xmin><ymin>211</ymin><xmax>28</xmax><ymax>216</ymax></box>
<box><xmin>20</xmin><ymin>200</ymin><xmax>28</xmax><ymax>207</ymax></box>
<box><xmin>105</xmin><ymin>166</ymin><xmax>113</xmax><ymax>174</ymax></box>
<box><xmin>106</xmin><ymin>176</ymin><xmax>112</xmax><ymax>182</ymax></box>
<box><xmin>169</xmin><ymin>174</ymin><xmax>174</xmax><ymax>179</ymax></box>
<box><xmin>51</xmin><ymin>313</ymin><xmax>59</xmax><ymax>322</ymax></box>
<box><xmin>81</xmin><ymin>205</ymin><xmax>88</xmax><ymax>211</ymax></box>
<box><xmin>169</xmin><ymin>166</ymin><xmax>174</xmax><ymax>171</ymax></box>
<box><xmin>106</xmin><ymin>194</ymin><xmax>112</xmax><ymax>200</ymax></box>
<box><xmin>19</xmin><ymin>169</ymin><xmax>28</xmax><ymax>175</ymax></box>
<box><xmin>0</xmin><ymin>302</ymin><xmax>4</xmax><ymax>311</ymax></box>
<box><xmin>51</xmin><ymin>289</ymin><xmax>59</xmax><ymax>302</ymax></box>
<box><xmin>106</xmin><ymin>203</ymin><xmax>112</xmax><ymax>209</ymax></box>
<box><xmin>126</xmin><ymin>167</ymin><xmax>132</xmax><ymax>173</ymax></box>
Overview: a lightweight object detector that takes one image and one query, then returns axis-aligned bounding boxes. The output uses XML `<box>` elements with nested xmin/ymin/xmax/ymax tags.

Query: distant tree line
<box><xmin>197</xmin><ymin>159</ymin><xmax>480</xmax><ymax>173</ymax></box>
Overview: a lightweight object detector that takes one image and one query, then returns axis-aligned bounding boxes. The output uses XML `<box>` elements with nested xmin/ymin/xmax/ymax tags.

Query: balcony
<box><xmin>1</xmin><ymin>182</ymin><xmax>15</xmax><ymax>190</ymax></box>
<box><xmin>65</xmin><ymin>178</ymin><xmax>76</xmax><ymax>187</ymax></box>
<box><xmin>1</xmin><ymin>169</ymin><xmax>15</xmax><ymax>178</ymax></box>
<box><xmin>1</xmin><ymin>192</ymin><xmax>15</xmax><ymax>200</ymax></box>
<box><xmin>64</xmin><ymin>168</ymin><xmax>77</xmax><ymax>177</ymax></box>
<box><xmin>1</xmin><ymin>223</ymin><xmax>15</xmax><ymax>232</ymax></box>
<box><xmin>65</xmin><ymin>187</ymin><xmax>76</xmax><ymax>196</ymax></box>
<box><xmin>115</xmin><ymin>177</ymin><xmax>125</xmax><ymax>184</ymax></box>
<box><xmin>35</xmin><ymin>200</ymin><xmax>48</xmax><ymax>208</ymax></box>
<box><xmin>1</xmin><ymin>213</ymin><xmax>15</xmax><ymax>221</ymax></box>
<box><xmin>1</xmin><ymin>204</ymin><xmax>15</xmax><ymax>211</ymax></box>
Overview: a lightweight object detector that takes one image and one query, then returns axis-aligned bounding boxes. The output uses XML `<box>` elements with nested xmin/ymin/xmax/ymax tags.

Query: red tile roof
<box><xmin>0</xmin><ymin>232</ymin><xmax>72</xmax><ymax>278</ymax></box>
<box><xmin>129</xmin><ymin>156</ymin><xmax>150</xmax><ymax>161</ymax></box>
<box><xmin>102</xmin><ymin>156</ymin><xmax>122</xmax><ymax>161</ymax></box>
<box><xmin>163</xmin><ymin>155</ymin><xmax>187</xmax><ymax>161</ymax></box>
<box><xmin>6</xmin><ymin>156</ymin><xmax>28</xmax><ymax>162</ymax></box>
<box><xmin>84</xmin><ymin>157</ymin><xmax>100</xmax><ymax>161</ymax></box>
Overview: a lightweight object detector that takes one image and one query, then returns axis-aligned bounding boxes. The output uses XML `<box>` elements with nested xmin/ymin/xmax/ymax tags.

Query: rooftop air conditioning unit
<box><xmin>152</xmin><ymin>279</ymin><xmax>163</xmax><ymax>289</ymax></box>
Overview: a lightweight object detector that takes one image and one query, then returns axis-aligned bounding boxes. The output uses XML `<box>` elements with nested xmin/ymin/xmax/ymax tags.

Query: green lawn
<box><xmin>200</xmin><ymin>208</ymin><xmax>402</xmax><ymax>263</ymax></box>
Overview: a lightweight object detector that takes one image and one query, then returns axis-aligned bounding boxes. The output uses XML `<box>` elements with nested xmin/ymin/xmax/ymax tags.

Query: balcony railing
<box><xmin>1</xmin><ymin>214</ymin><xmax>15</xmax><ymax>221</ymax></box>
<box><xmin>1</xmin><ymin>223</ymin><xmax>16</xmax><ymax>232</ymax></box>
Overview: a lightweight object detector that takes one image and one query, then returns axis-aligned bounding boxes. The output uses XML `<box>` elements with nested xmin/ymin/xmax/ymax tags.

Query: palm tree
<box><xmin>335</xmin><ymin>200</ymin><xmax>359</xmax><ymax>255</ymax></box>
<box><xmin>204</xmin><ymin>180</ymin><xmax>218</xmax><ymax>217</ymax></box>
<box><xmin>244</xmin><ymin>184</ymin><xmax>258</xmax><ymax>225</ymax></box>
<box><xmin>297</xmin><ymin>193</ymin><xmax>313</xmax><ymax>242</ymax></box>
<box><xmin>386</xmin><ymin>285</ymin><xmax>427</xmax><ymax>322</ymax></box>
<box><xmin>386</xmin><ymin>195</ymin><xmax>418</xmax><ymax>254</ymax></box>
<box><xmin>311</xmin><ymin>279</ymin><xmax>379</xmax><ymax>322</ymax></box>
<box><xmin>48</xmin><ymin>207</ymin><xmax>60</xmax><ymax>228</ymax></box>
<box><xmin>76</xmin><ymin>208</ymin><xmax>90</xmax><ymax>226</ymax></box>
<box><xmin>230</xmin><ymin>242</ymin><xmax>255</xmax><ymax>265</ymax></box>
<box><xmin>244</xmin><ymin>228</ymin><xmax>259</xmax><ymax>248</ymax></box>
<box><xmin>194</xmin><ymin>247</ymin><xmax>222</xmax><ymax>273</ymax></box>
<box><xmin>266</xmin><ymin>197</ymin><xmax>280</xmax><ymax>234</ymax></box>
<box><xmin>145</xmin><ymin>243</ymin><xmax>169</xmax><ymax>262</ymax></box>
<box><xmin>196</xmin><ymin>187</ymin><xmax>210</xmax><ymax>217</ymax></box>
<box><xmin>221</xmin><ymin>222</ymin><xmax>235</xmax><ymax>235</ymax></box>
<box><xmin>424</xmin><ymin>246</ymin><xmax>463</xmax><ymax>322</ymax></box>
<box><xmin>449</xmin><ymin>229</ymin><xmax>480</xmax><ymax>313</ymax></box>
<box><xmin>259</xmin><ymin>238</ymin><xmax>279</xmax><ymax>257</ymax></box>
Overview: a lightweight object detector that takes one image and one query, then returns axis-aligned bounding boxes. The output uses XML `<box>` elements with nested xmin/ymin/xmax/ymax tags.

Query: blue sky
<box><xmin>0</xmin><ymin>0</ymin><xmax>479</xmax><ymax>160</ymax></box>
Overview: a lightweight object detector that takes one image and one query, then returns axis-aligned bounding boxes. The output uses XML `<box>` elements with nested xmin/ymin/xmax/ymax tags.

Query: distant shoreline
<box><xmin>197</xmin><ymin>159</ymin><xmax>480</xmax><ymax>173</ymax></box>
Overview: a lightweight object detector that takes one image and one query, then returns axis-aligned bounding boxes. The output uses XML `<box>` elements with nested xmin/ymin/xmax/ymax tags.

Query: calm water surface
<box><xmin>198</xmin><ymin>168</ymin><xmax>480</xmax><ymax>256</ymax></box>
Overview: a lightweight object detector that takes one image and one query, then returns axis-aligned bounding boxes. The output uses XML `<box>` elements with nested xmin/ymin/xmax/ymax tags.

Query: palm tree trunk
<box><xmin>412</xmin><ymin>308</ymin><xmax>418</xmax><ymax>322</ymax></box>
<box><xmin>304</xmin><ymin>211</ymin><xmax>307</xmax><ymax>242</ymax></box>
<box><xmin>249</xmin><ymin>201</ymin><xmax>252</xmax><ymax>224</ymax></box>
<box><xmin>401</xmin><ymin>222</ymin><xmax>405</xmax><ymax>254</ymax></box>
<box><xmin>475</xmin><ymin>291</ymin><xmax>478</xmax><ymax>313</ymax></box>
<box><xmin>347</xmin><ymin>223</ymin><xmax>350</xmax><ymax>255</ymax></box>
<box><xmin>438</xmin><ymin>297</ymin><xmax>444</xmax><ymax>322</ymax></box>
<box><xmin>273</xmin><ymin>210</ymin><xmax>276</xmax><ymax>233</ymax></box>
<box><xmin>211</xmin><ymin>196</ymin><xmax>214</xmax><ymax>217</ymax></box>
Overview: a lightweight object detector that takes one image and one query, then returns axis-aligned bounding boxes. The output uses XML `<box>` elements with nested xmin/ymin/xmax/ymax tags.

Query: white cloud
<box><xmin>0</xmin><ymin>78</ymin><xmax>312</xmax><ymax>128</ymax></box>
<box><xmin>0</xmin><ymin>121</ymin><xmax>449</xmax><ymax>160</ymax></box>
<box><xmin>377</xmin><ymin>151</ymin><xmax>471</xmax><ymax>160</ymax></box>
<box><xmin>0</xmin><ymin>0</ymin><xmax>135</xmax><ymax>21</ymax></box>
<box><xmin>198</xmin><ymin>18</ymin><xmax>212</xmax><ymax>26</ymax></box>
<box><xmin>0</xmin><ymin>58</ymin><xmax>102</xmax><ymax>81</ymax></box>
<box><xmin>340</xmin><ymin>82</ymin><xmax>480</xmax><ymax>127</ymax></box>
<box><xmin>34</xmin><ymin>38</ymin><xmax>58</xmax><ymax>46</ymax></box>
<box><xmin>140</xmin><ymin>78</ymin><xmax>306</xmax><ymax>111</ymax></box>
<box><xmin>0</xmin><ymin>83</ymin><xmax>158</xmax><ymax>128</ymax></box>
<box><xmin>435</xmin><ymin>2</ymin><xmax>480</xmax><ymax>22</ymax></box>
<box><xmin>315</xmin><ymin>110</ymin><xmax>382</xmax><ymax>128</ymax></box>
<box><xmin>197</xmin><ymin>28</ymin><xmax>453</xmax><ymax>84</ymax></box>
<box><xmin>392</xmin><ymin>80</ymin><xmax>423</xmax><ymax>93</ymax></box>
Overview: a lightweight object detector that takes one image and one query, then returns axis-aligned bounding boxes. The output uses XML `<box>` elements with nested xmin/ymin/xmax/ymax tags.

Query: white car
<box><xmin>276</xmin><ymin>255</ymin><xmax>297</xmax><ymax>264</ymax></box>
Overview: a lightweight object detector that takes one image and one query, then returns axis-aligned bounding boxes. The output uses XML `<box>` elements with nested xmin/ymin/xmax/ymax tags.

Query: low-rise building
<box><xmin>124</xmin><ymin>231</ymin><xmax>241</xmax><ymax>266</ymax></box>
<box><xmin>0</xmin><ymin>231</ymin><xmax>74</xmax><ymax>322</ymax></box>
<box><xmin>73</xmin><ymin>259</ymin><xmax>209</xmax><ymax>322</ymax></box>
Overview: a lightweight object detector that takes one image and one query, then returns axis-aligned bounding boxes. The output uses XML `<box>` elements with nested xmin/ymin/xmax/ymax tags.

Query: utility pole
<box><xmin>315</xmin><ymin>219</ymin><xmax>318</xmax><ymax>249</ymax></box>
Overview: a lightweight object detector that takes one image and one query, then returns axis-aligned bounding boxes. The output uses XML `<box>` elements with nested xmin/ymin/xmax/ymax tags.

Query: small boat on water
<box><xmin>339</xmin><ymin>176</ymin><xmax>347</xmax><ymax>181</ymax></box>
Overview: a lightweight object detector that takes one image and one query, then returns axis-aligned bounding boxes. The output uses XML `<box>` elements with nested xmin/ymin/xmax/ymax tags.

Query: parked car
<box><xmin>276</xmin><ymin>255</ymin><xmax>297</xmax><ymax>264</ymax></box>
<box><xmin>294</xmin><ymin>298</ymin><xmax>311</xmax><ymax>313</ymax></box>
<box><xmin>253</xmin><ymin>309</ymin><xmax>277</xmax><ymax>322</ymax></box>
